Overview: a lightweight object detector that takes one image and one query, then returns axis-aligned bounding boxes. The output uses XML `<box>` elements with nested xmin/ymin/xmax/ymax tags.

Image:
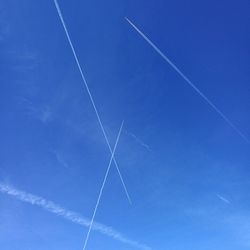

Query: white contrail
<box><xmin>216</xmin><ymin>194</ymin><xmax>231</xmax><ymax>204</ymax></box>
<box><xmin>83</xmin><ymin>121</ymin><xmax>124</xmax><ymax>250</ymax></box>
<box><xmin>0</xmin><ymin>183</ymin><xmax>152</xmax><ymax>250</ymax></box>
<box><xmin>126</xmin><ymin>131</ymin><xmax>152</xmax><ymax>152</ymax></box>
<box><xmin>126</xmin><ymin>18</ymin><xmax>249</xmax><ymax>144</ymax></box>
<box><xmin>53</xmin><ymin>0</ymin><xmax>132</xmax><ymax>204</ymax></box>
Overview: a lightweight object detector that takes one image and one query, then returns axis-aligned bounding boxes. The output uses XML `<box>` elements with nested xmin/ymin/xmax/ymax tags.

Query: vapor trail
<box><xmin>126</xmin><ymin>130</ymin><xmax>152</xmax><ymax>152</ymax></box>
<box><xmin>53</xmin><ymin>0</ymin><xmax>132</xmax><ymax>203</ymax></box>
<box><xmin>0</xmin><ymin>183</ymin><xmax>152</xmax><ymax>250</ymax></box>
<box><xmin>216</xmin><ymin>194</ymin><xmax>231</xmax><ymax>204</ymax></box>
<box><xmin>83</xmin><ymin>121</ymin><xmax>124</xmax><ymax>250</ymax></box>
<box><xmin>126</xmin><ymin>18</ymin><xmax>249</xmax><ymax>143</ymax></box>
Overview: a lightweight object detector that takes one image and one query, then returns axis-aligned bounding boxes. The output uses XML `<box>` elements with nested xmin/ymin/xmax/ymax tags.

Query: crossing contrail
<box><xmin>53</xmin><ymin>0</ymin><xmax>132</xmax><ymax>204</ymax></box>
<box><xmin>0</xmin><ymin>183</ymin><xmax>151</xmax><ymax>250</ymax></box>
<box><xmin>126</xmin><ymin>17</ymin><xmax>249</xmax><ymax>143</ymax></box>
<box><xmin>83</xmin><ymin>121</ymin><xmax>124</xmax><ymax>250</ymax></box>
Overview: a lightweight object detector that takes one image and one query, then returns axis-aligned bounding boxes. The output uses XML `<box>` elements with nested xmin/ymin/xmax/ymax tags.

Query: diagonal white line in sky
<box><xmin>82</xmin><ymin>121</ymin><xmax>124</xmax><ymax>250</ymax></box>
<box><xmin>126</xmin><ymin>17</ymin><xmax>249</xmax><ymax>144</ymax></box>
<box><xmin>52</xmin><ymin>0</ymin><xmax>132</xmax><ymax>204</ymax></box>
<box><xmin>0</xmin><ymin>183</ymin><xmax>152</xmax><ymax>250</ymax></box>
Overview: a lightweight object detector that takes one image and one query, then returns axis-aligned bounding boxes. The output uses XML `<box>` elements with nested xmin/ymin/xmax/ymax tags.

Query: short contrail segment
<box><xmin>83</xmin><ymin>121</ymin><xmax>124</xmax><ymax>250</ymax></box>
<box><xmin>216</xmin><ymin>194</ymin><xmax>231</xmax><ymax>204</ymax></box>
<box><xmin>0</xmin><ymin>183</ymin><xmax>151</xmax><ymax>250</ymax></box>
<box><xmin>126</xmin><ymin>18</ymin><xmax>249</xmax><ymax>143</ymax></box>
<box><xmin>53</xmin><ymin>0</ymin><xmax>131</xmax><ymax>203</ymax></box>
<box><xmin>126</xmin><ymin>130</ymin><xmax>152</xmax><ymax>152</ymax></box>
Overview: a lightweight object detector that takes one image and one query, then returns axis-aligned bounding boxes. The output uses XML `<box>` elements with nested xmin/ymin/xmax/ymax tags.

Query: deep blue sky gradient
<box><xmin>0</xmin><ymin>0</ymin><xmax>250</xmax><ymax>249</ymax></box>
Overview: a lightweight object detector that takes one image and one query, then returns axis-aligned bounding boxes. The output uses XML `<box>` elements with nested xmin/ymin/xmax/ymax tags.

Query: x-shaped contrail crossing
<box><xmin>53</xmin><ymin>1</ymin><xmax>131</xmax><ymax>249</ymax></box>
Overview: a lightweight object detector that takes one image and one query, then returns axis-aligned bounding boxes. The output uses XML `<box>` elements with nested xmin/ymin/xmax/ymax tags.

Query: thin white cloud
<box><xmin>53</xmin><ymin>150</ymin><xmax>69</xmax><ymax>169</ymax></box>
<box><xmin>21</xmin><ymin>98</ymin><xmax>52</xmax><ymax>124</ymax></box>
<box><xmin>126</xmin><ymin>17</ymin><xmax>249</xmax><ymax>144</ymax></box>
<box><xmin>30</xmin><ymin>105</ymin><xmax>52</xmax><ymax>124</ymax></box>
<box><xmin>0</xmin><ymin>182</ymin><xmax>152</xmax><ymax>250</ymax></box>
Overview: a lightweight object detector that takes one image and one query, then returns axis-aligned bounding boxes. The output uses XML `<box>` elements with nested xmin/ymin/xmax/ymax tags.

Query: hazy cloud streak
<box><xmin>0</xmin><ymin>182</ymin><xmax>151</xmax><ymax>250</ymax></box>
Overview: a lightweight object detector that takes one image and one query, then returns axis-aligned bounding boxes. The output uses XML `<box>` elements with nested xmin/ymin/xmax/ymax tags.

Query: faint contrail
<box><xmin>0</xmin><ymin>183</ymin><xmax>152</xmax><ymax>250</ymax></box>
<box><xmin>83</xmin><ymin>121</ymin><xmax>124</xmax><ymax>250</ymax></box>
<box><xmin>126</xmin><ymin>130</ymin><xmax>152</xmax><ymax>152</ymax></box>
<box><xmin>216</xmin><ymin>194</ymin><xmax>231</xmax><ymax>204</ymax></box>
<box><xmin>53</xmin><ymin>0</ymin><xmax>132</xmax><ymax>203</ymax></box>
<box><xmin>125</xmin><ymin>18</ymin><xmax>249</xmax><ymax>144</ymax></box>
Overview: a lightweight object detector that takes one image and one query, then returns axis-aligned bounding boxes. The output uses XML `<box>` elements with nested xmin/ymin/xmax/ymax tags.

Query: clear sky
<box><xmin>0</xmin><ymin>0</ymin><xmax>250</xmax><ymax>249</ymax></box>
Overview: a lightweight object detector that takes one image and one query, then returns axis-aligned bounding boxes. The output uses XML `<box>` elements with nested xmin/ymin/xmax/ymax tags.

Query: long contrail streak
<box><xmin>53</xmin><ymin>0</ymin><xmax>132</xmax><ymax>203</ymax></box>
<box><xmin>126</xmin><ymin>18</ymin><xmax>249</xmax><ymax>143</ymax></box>
<box><xmin>83</xmin><ymin>121</ymin><xmax>124</xmax><ymax>250</ymax></box>
<box><xmin>0</xmin><ymin>183</ymin><xmax>152</xmax><ymax>250</ymax></box>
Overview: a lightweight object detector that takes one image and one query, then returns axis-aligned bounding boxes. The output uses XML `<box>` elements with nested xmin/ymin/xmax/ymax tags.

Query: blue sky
<box><xmin>0</xmin><ymin>0</ymin><xmax>250</xmax><ymax>249</ymax></box>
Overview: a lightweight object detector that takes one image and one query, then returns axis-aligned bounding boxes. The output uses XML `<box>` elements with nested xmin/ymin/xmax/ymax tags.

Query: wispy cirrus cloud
<box><xmin>0</xmin><ymin>182</ymin><xmax>152</xmax><ymax>250</ymax></box>
<box><xmin>20</xmin><ymin>98</ymin><xmax>53</xmax><ymax>124</ymax></box>
<box><xmin>52</xmin><ymin>150</ymin><xmax>69</xmax><ymax>169</ymax></box>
